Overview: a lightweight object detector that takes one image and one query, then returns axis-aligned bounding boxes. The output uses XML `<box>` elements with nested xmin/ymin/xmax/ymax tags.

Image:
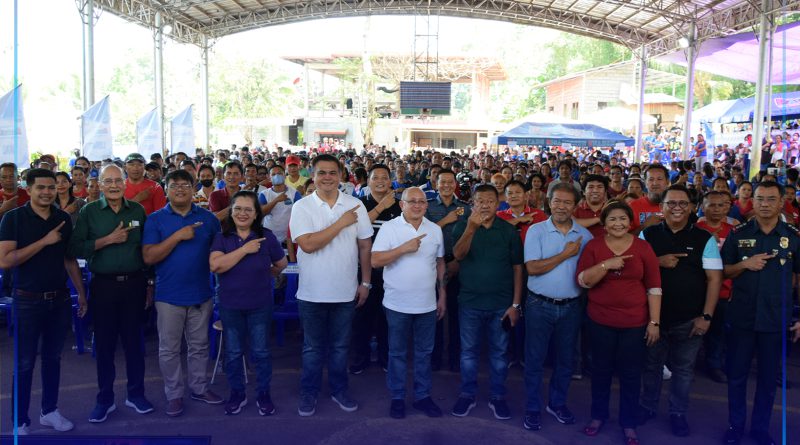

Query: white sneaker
<box><xmin>40</xmin><ymin>409</ymin><xmax>75</xmax><ymax>432</ymax></box>
<box><xmin>662</xmin><ymin>365</ymin><xmax>673</xmax><ymax>381</ymax></box>
<box><xmin>15</xmin><ymin>423</ymin><xmax>30</xmax><ymax>435</ymax></box>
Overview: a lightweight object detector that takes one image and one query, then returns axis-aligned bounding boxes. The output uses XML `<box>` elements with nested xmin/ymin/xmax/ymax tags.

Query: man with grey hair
<box><xmin>70</xmin><ymin>164</ymin><xmax>153</xmax><ymax>423</ymax></box>
<box><xmin>372</xmin><ymin>187</ymin><xmax>446</xmax><ymax>419</ymax></box>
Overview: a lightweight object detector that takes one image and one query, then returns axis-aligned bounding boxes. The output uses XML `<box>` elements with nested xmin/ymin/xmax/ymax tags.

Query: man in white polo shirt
<box><xmin>372</xmin><ymin>187</ymin><xmax>446</xmax><ymax>420</ymax></box>
<box><xmin>289</xmin><ymin>154</ymin><xmax>373</xmax><ymax>417</ymax></box>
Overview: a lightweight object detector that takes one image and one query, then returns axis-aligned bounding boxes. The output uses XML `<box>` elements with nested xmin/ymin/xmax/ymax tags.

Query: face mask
<box><xmin>199</xmin><ymin>179</ymin><xmax>214</xmax><ymax>188</ymax></box>
<box><xmin>271</xmin><ymin>174</ymin><xmax>285</xmax><ymax>185</ymax></box>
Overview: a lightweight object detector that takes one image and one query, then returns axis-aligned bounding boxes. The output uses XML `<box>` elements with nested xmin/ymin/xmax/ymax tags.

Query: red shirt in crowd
<box><xmin>629</xmin><ymin>196</ymin><xmax>662</xmax><ymax>232</ymax></box>
<box><xmin>209</xmin><ymin>187</ymin><xmax>235</xmax><ymax>213</ymax></box>
<box><xmin>573</xmin><ymin>201</ymin><xmax>606</xmax><ymax>239</ymax></box>
<box><xmin>124</xmin><ymin>178</ymin><xmax>166</xmax><ymax>215</ymax></box>
<box><xmin>496</xmin><ymin>206</ymin><xmax>546</xmax><ymax>242</ymax></box>
<box><xmin>576</xmin><ymin>237</ymin><xmax>661</xmax><ymax>328</ymax></box>
<box><xmin>1</xmin><ymin>187</ymin><xmax>30</xmax><ymax>208</ymax></box>
<box><xmin>696</xmin><ymin>220</ymin><xmax>734</xmax><ymax>299</ymax></box>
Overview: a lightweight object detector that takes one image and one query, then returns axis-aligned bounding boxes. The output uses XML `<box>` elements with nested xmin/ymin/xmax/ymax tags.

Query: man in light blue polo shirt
<box><xmin>522</xmin><ymin>182</ymin><xmax>592</xmax><ymax>432</ymax></box>
<box><xmin>142</xmin><ymin>170</ymin><xmax>223</xmax><ymax>417</ymax></box>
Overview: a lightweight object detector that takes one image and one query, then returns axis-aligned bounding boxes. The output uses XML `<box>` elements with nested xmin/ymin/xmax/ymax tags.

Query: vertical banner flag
<box><xmin>702</xmin><ymin>121</ymin><xmax>716</xmax><ymax>149</ymax></box>
<box><xmin>137</xmin><ymin>108</ymin><xmax>162</xmax><ymax>157</ymax></box>
<box><xmin>81</xmin><ymin>95</ymin><xmax>114</xmax><ymax>160</ymax></box>
<box><xmin>0</xmin><ymin>85</ymin><xmax>29</xmax><ymax>165</ymax></box>
<box><xmin>170</xmin><ymin>105</ymin><xmax>194</xmax><ymax>154</ymax></box>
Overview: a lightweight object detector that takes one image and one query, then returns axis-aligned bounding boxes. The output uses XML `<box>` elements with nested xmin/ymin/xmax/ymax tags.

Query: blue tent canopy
<box><xmin>706</xmin><ymin>91</ymin><xmax>800</xmax><ymax>123</ymax></box>
<box><xmin>495</xmin><ymin>122</ymin><xmax>634</xmax><ymax>147</ymax></box>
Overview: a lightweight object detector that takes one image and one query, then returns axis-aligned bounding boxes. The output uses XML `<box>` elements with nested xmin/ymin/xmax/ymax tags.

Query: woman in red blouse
<box><xmin>576</xmin><ymin>201</ymin><xmax>662</xmax><ymax>445</ymax></box>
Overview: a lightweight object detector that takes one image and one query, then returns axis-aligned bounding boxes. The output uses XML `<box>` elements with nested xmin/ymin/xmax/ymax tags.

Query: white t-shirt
<box><xmin>372</xmin><ymin>215</ymin><xmax>444</xmax><ymax>314</ymax></box>
<box><xmin>290</xmin><ymin>190</ymin><xmax>373</xmax><ymax>303</ymax></box>
<box><xmin>259</xmin><ymin>186</ymin><xmax>302</xmax><ymax>243</ymax></box>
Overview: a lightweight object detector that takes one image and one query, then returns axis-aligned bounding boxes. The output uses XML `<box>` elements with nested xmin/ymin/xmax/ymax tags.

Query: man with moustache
<box><xmin>70</xmin><ymin>164</ymin><xmax>153</xmax><ymax>423</ymax></box>
<box><xmin>0</xmin><ymin>168</ymin><xmax>86</xmax><ymax>435</ymax></box>
<box><xmin>630</xmin><ymin>165</ymin><xmax>671</xmax><ymax>234</ymax></box>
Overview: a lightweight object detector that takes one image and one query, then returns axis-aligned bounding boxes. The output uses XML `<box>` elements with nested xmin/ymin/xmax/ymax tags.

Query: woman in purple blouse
<box><xmin>210</xmin><ymin>191</ymin><xmax>287</xmax><ymax>416</ymax></box>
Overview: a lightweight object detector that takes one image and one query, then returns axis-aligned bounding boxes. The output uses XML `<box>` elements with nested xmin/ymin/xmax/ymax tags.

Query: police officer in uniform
<box><xmin>720</xmin><ymin>181</ymin><xmax>800</xmax><ymax>445</ymax></box>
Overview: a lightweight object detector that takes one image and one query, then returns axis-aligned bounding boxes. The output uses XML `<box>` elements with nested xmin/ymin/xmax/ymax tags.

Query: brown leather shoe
<box><xmin>191</xmin><ymin>390</ymin><xmax>224</xmax><ymax>405</ymax></box>
<box><xmin>166</xmin><ymin>398</ymin><xmax>183</xmax><ymax>417</ymax></box>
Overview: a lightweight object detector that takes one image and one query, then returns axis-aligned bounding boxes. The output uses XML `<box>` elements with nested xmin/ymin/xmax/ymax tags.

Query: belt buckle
<box><xmin>115</xmin><ymin>275</ymin><xmax>127</xmax><ymax>282</ymax></box>
<box><xmin>43</xmin><ymin>291</ymin><xmax>58</xmax><ymax>300</ymax></box>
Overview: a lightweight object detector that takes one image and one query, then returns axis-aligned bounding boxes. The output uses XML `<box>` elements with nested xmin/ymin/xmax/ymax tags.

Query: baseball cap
<box><xmin>286</xmin><ymin>155</ymin><xmax>301</xmax><ymax>166</ymax></box>
<box><xmin>125</xmin><ymin>153</ymin><xmax>146</xmax><ymax>164</ymax></box>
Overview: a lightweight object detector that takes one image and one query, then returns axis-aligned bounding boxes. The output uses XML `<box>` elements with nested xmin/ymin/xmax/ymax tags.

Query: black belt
<box><xmin>94</xmin><ymin>271</ymin><xmax>144</xmax><ymax>282</ymax></box>
<box><xmin>529</xmin><ymin>291</ymin><xmax>579</xmax><ymax>306</ymax></box>
<box><xmin>15</xmin><ymin>289</ymin><xmax>70</xmax><ymax>300</ymax></box>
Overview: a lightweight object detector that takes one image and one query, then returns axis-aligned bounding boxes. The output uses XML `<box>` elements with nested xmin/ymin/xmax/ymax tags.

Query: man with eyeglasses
<box><xmin>522</xmin><ymin>182</ymin><xmax>591</xmax><ymax>431</ymax></box>
<box><xmin>450</xmin><ymin>184</ymin><xmax>523</xmax><ymax>421</ymax></box>
<box><xmin>69</xmin><ymin>164</ymin><xmax>153</xmax><ymax>423</ymax></box>
<box><xmin>372</xmin><ymin>187</ymin><xmax>446</xmax><ymax>419</ymax></box>
<box><xmin>720</xmin><ymin>181</ymin><xmax>800</xmax><ymax>445</ymax></box>
<box><xmin>638</xmin><ymin>184</ymin><xmax>722</xmax><ymax>437</ymax></box>
<box><xmin>142</xmin><ymin>170</ymin><xmax>223</xmax><ymax>417</ymax></box>
<box><xmin>123</xmin><ymin>153</ymin><xmax>167</xmax><ymax>216</ymax></box>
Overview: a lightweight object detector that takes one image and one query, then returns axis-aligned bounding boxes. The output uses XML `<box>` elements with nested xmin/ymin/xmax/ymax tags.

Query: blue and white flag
<box><xmin>81</xmin><ymin>95</ymin><xmax>113</xmax><ymax>160</ymax></box>
<box><xmin>702</xmin><ymin>121</ymin><xmax>716</xmax><ymax>149</ymax></box>
<box><xmin>136</xmin><ymin>107</ymin><xmax>162</xmax><ymax>157</ymax></box>
<box><xmin>0</xmin><ymin>85</ymin><xmax>29</xmax><ymax>165</ymax></box>
<box><xmin>170</xmin><ymin>105</ymin><xmax>194</xmax><ymax>154</ymax></box>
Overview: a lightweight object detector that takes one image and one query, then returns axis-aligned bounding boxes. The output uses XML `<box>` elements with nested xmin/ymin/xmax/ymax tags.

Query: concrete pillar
<box><xmin>634</xmin><ymin>46</ymin><xmax>647</xmax><ymax>162</ymax></box>
<box><xmin>154</xmin><ymin>11</ymin><xmax>165</xmax><ymax>154</ymax></box>
<box><xmin>80</xmin><ymin>0</ymin><xmax>95</xmax><ymax>111</ymax></box>
<box><xmin>200</xmin><ymin>35</ymin><xmax>210</xmax><ymax>152</ymax></box>
<box><xmin>681</xmin><ymin>22</ymin><xmax>697</xmax><ymax>161</ymax></box>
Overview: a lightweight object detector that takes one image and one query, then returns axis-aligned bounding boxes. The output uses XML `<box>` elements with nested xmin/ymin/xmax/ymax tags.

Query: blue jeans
<box><xmin>298</xmin><ymin>300</ymin><xmax>355</xmax><ymax>397</ymax></box>
<box><xmin>726</xmin><ymin>326</ymin><xmax>781</xmax><ymax>432</ymax></box>
<box><xmin>524</xmin><ymin>292</ymin><xmax>582</xmax><ymax>412</ymax></box>
<box><xmin>588</xmin><ymin>319</ymin><xmax>646</xmax><ymax>428</ymax></box>
<box><xmin>641</xmin><ymin>319</ymin><xmax>703</xmax><ymax>415</ymax></box>
<box><xmin>704</xmin><ymin>299</ymin><xmax>728</xmax><ymax>370</ymax></box>
<box><xmin>11</xmin><ymin>294</ymin><xmax>72</xmax><ymax>426</ymax></box>
<box><xmin>219</xmin><ymin>305</ymin><xmax>272</xmax><ymax>394</ymax></box>
<box><xmin>459</xmin><ymin>307</ymin><xmax>509</xmax><ymax>399</ymax></box>
<box><xmin>385</xmin><ymin>308</ymin><xmax>436</xmax><ymax>401</ymax></box>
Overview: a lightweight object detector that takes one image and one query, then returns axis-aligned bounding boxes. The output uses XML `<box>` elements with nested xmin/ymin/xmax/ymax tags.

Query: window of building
<box><xmin>597</xmin><ymin>102</ymin><xmax>608</xmax><ymax>110</ymax></box>
<box><xmin>441</xmin><ymin>139</ymin><xmax>456</xmax><ymax>149</ymax></box>
<box><xmin>571</xmin><ymin>102</ymin><xmax>579</xmax><ymax>120</ymax></box>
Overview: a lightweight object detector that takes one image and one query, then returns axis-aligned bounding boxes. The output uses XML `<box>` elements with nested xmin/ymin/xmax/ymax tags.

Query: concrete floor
<box><xmin>0</xmin><ymin>324</ymin><xmax>798</xmax><ymax>445</ymax></box>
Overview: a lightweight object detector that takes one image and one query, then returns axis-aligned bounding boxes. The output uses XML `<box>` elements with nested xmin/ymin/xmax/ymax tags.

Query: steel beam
<box><xmin>155</xmin><ymin>11</ymin><xmax>165</xmax><ymax>154</ymax></box>
<box><xmin>750</xmin><ymin>0</ymin><xmax>772</xmax><ymax>180</ymax></box>
<box><xmin>78</xmin><ymin>0</ymin><xmax>96</xmax><ymax>111</ymax></box>
<box><xmin>635</xmin><ymin>45</ymin><xmax>647</xmax><ymax>163</ymax></box>
<box><xmin>201</xmin><ymin>35</ymin><xmax>210</xmax><ymax>152</ymax></box>
<box><xmin>681</xmin><ymin>21</ymin><xmax>696</xmax><ymax>161</ymax></box>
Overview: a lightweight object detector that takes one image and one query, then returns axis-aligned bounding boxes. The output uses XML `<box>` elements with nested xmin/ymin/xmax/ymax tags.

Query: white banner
<box><xmin>170</xmin><ymin>105</ymin><xmax>194</xmax><ymax>154</ymax></box>
<box><xmin>81</xmin><ymin>96</ymin><xmax>113</xmax><ymax>160</ymax></box>
<box><xmin>0</xmin><ymin>85</ymin><xmax>29</xmax><ymax>165</ymax></box>
<box><xmin>136</xmin><ymin>108</ymin><xmax>162</xmax><ymax>158</ymax></box>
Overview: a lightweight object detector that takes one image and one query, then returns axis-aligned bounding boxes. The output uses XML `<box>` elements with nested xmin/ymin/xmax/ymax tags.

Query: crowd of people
<box><xmin>1</xmin><ymin>138</ymin><xmax>799</xmax><ymax>445</ymax></box>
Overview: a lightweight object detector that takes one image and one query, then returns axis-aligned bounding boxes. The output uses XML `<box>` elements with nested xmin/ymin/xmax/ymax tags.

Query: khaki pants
<box><xmin>155</xmin><ymin>300</ymin><xmax>213</xmax><ymax>400</ymax></box>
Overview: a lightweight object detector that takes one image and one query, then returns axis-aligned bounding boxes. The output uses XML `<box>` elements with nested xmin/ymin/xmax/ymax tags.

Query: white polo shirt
<box><xmin>290</xmin><ymin>190</ymin><xmax>373</xmax><ymax>303</ymax></box>
<box><xmin>372</xmin><ymin>214</ymin><xmax>444</xmax><ymax>314</ymax></box>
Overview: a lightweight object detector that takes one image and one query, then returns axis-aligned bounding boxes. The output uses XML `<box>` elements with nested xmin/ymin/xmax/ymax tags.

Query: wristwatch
<box><xmin>360</xmin><ymin>281</ymin><xmax>372</xmax><ymax>290</ymax></box>
<box><xmin>702</xmin><ymin>313</ymin><xmax>712</xmax><ymax>321</ymax></box>
<box><xmin>512</xmin><ymin>303</ymin><xmax>522</xmax><ymax>312</ymax></box>
<box><xmin>147</xmin><ymin>279</ymin><xmax>155</xmax><ymax>286</ymax></box>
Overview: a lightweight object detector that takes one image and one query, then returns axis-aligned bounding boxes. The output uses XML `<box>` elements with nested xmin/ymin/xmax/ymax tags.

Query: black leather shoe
<box><xmin>636</xmin><ymin>406</ymin><xmax>656</xmax><ymax>426</ymax></box>
<box><xmin>670</xmin><ymin>413</ymin><xmax>690</xmax><ymax>437</ymax></box>
<box><xmin>749</xmin><ymin>430</ymin><xmax>776</xmax><ymax>445</ymax></box>
<box><xmin>389</xmin><ymin>399</ymin><xmax>405</xmax><ymax>419</ymax></box>
<box><xmin>412</xmin><ymin>397</ymin><xmax>442</xmax><ymax>418</ymax></box>
<box><xmin>708</xmin><ymin>368</ymin><xmax>728</xmax><ymax>383</ymax></box>
<box><xmin>723</xmin><ymin>426</ymin><xmax>743</xmax><ymax>445</ymax></box>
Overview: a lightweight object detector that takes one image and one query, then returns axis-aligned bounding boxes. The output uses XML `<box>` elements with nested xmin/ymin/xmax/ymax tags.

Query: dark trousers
<box><xmin>726</xmin><ymin>326</ymin><xmax>781</xmax><ymax>433</ymax></box>
<box><xmin>704</xmin><ymin>299</ymin><xmax>728</xmax><ymax>370</ymax></box>
<box><xmin>90</xmin><ymin>274</ymin><xmax>147</xmax><ymax>405</ymax></box>
<box><xmin>588</xmin><ymin>319</ymin><xmax>646</xmax><ymax>428</ymax></box>
<box><xmin>351</xmin><ymin>269</ymin><xmax>388</xmax><ymax>367</ymax></box>
<box><xmin>432</xmin><ymin>275</ymin><xmax>460</xmax><ymax>368</ymax></box>
<box><xmin>11</xmin><ymin>294</ymin><xmax>72</xmax><ymax>426</ymax></box>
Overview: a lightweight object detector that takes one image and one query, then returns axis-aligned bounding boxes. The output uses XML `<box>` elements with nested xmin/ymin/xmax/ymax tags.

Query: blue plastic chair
<box><xmin>273</xmin><ymin>264</ymin><xmax>299</xmax><ymax>347</ymax></box>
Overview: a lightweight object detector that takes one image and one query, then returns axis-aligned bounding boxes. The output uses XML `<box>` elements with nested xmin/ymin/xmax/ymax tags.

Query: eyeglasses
<box><xmin>232</xmin><ymin>207</ymin><xmax>255</xmax><ymax>214</ymax></box>
<box><xmin>101</xmin><ymin>178</ymin><xmax>125</xmax><ymax>186</ymax></box>
<box><xmin>403</xmin><ymin>199</ymin><xmax>428</xmax><ymax>206</ymax></box>
<box><xmin>664</xmin><ymin>200</ymin><xmax>690</xmax><ymax>209</ymax></box>
<box><xmin>168</xmin><ymin>183</ymin><xmax>193</xmax><ymax>191</ymax></box>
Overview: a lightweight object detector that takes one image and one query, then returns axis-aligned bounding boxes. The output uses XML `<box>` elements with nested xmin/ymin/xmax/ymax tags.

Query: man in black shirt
<box><xmin>350</xmin><ymin>164</ymin><xmax>402</xmax><ymax>374</ymax></box>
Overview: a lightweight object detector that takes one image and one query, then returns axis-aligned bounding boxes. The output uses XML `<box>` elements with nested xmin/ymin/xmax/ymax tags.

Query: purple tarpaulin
<box><xmin>659</xmin><ymin>21</ymin><xmax>800</xmax><ymax>85</ymax></box>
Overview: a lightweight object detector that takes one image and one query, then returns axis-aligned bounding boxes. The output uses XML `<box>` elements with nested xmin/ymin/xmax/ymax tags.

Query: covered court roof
<box><xmin>94</xmin><ymin>0</ymin><xmax>800</xmax><ymax>57</ymax></box>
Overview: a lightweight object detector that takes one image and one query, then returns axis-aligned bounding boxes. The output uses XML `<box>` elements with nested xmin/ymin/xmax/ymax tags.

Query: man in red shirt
<box><xmin>696</xmin><ymin>191</ymin><xmax>735</xmax><ymax>384</ymax></box>
<box><xmin>0</xmin><ymin>162</ymin><xmax>30</xmax><ymax>218</ymax></box>
<box><xmin>496</xmin><ymin>180</ymin><xmax>546</xmax><ymax>243</ymax></box>
<box><xmin>123</xmin><ymin>153</ymin><xmax>166</xmax><ymax>215</ymax></box>
<box><xmin>574</xmin><ymin>175</ymin><xmax>608</xmax><ymax>239</ymax></box>
<box><xmin>630</xmin><ymin>164</ymin><xmax>670</xmax><ymax>234</ymax></box>
<box><xmin>208</xmin><ymin>161</ymin><xmax>242</xmax><ymax>220</ymax></box>
<box><xmin>607</xmin><ymin>166</ymin><xmax>626</xmax><ymax>198</ymax></box>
